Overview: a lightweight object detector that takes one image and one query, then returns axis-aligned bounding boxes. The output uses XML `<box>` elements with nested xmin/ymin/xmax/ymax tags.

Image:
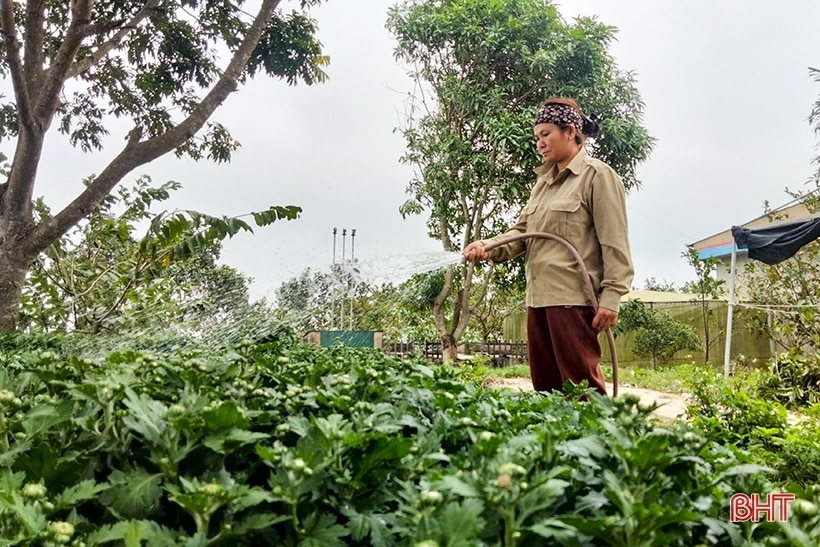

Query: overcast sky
<box><xmin>25</xmin><ymin>0</ymin><xmax>820</xmax><ymax>301</ymax></box>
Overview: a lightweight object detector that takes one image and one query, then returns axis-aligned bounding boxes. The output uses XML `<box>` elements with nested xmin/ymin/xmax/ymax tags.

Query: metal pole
<box><xmin>332</xmin><ymin>227</ymin><xmax>337</xmax><ymax>265</ymax></box>
<box><xmin>332</xmin><ymin>228</ymin><xmax>337</xmax><ymax>329</ymax></box>
<box><xmin>350</xmin><ymin>229</ymin><xmax>356</xmax><ymax>330</ymax></box>
<box><xmin>341</xmin><ymin>229</ymin><xmax>347</xmax><ymax>329</ymax></box>
<box><xmin>723</xmin><ymin>242</ymin><xmax>738</xmax><ymax>378</ymax></box>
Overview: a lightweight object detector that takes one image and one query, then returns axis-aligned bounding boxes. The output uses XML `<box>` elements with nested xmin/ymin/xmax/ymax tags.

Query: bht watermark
<box><xmin>730</xmin><ymin>493</ymin><xmax>796</xmax><ymax>522</ymax></box>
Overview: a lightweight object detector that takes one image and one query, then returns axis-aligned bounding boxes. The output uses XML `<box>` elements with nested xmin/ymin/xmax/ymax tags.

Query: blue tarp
<box><xmin>731</xmin><ymin>217</ymin><xmax>820</xmax><ymax>265</ymax></box>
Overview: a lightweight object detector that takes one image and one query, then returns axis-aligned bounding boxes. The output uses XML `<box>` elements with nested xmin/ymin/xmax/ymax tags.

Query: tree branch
<box><xmin>1</xmin><ymin>0</ymin><xmax>35</xmax><ymax>130</ymax></box>
<box><xmin>35</xmin><ymin>0</ymin><xmax>93</xmax><ymax>121</ymax></box>
<box><xmin>30</xmin><ymin>0</ymin><xmax>283</xmax><ymax>253</ymax></box>
<box><xmin>66</xmin><ymin>0</ymin><xmax>162</xmax><ymax>80</ymax></box>
<box><xmin>23</xmin><ymin>0</ymin><xmax>46</xmax><ymax>95</ymax></box>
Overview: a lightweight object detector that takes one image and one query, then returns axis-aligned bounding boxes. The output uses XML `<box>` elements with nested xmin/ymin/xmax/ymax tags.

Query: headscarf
<box><xmin>533</xmin><ymin>102</ymin><xmax>586</xmax><ymax>135</ymax></box>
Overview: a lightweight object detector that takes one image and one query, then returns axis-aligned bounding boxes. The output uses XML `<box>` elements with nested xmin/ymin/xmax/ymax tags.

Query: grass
<box><xmin>601</xmin><ymin>363</ymin><xmax>704</xmax><ymax>394</ymax></box>
<box><xmin>485</xmin><ymin>363</ymin><xmax>530</xmax><ymax>379</ymax></box>
<box><xmin>485</xmin><ymin>361</ymin><xmax>766</xmax><ymax>395</ymax></box>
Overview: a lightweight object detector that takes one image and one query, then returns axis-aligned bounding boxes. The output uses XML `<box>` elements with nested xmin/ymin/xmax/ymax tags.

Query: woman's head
<box><xmin>532</xmin><ymin>97</ymin><xmax>599</xmax><ymax>167</ymax></box>
<box><xmin>533</xmin><ymin>98</ymin><xmax>599</xmax><ymax>143</ymax></box>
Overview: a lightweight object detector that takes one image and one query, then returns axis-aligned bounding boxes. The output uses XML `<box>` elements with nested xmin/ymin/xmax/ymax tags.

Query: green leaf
<box><xmin>5</xmin><ymin>492</ymin><xmax>47</xmax><ymax>534</ymax></box>
<box><xmin>439</xmin><ymin>475</ymin><xmax>480</xmax><ymax>498</ymax></box>
<box><xmin>122</xmin><ymin>388</ymin><xmax>167</xmax><ymax>445</ymax></box>
<box><xmin>202</xmin><ymin>402</ymin><xmax>248</xmax><ymax>432</ymax></box>
<box><xmin>21</xmin><ymin>399</ymin><xmax>74</xmax><ymax>436</ymax></box>
<box><xmin>100</xmin><ymin>469</ymin><xmax>163</xmax><ymax>519</ymax></box>
<box><xmin>436</xmin><ymin>499</ymin><xmax>484</xmax><ymax>546</ymax></box>
<box><xmin>231</xmin><ymin>487</ymin><xmax>276</xmax><ymax>513</ymax></box>
<box><xmin>556</xmin><ymin>436</ymin><xmax>608</xmax><ymax>462</ymax></box>
<box><xmin>232</xmin><ymin>512</ymin><xmax>290</xmax><ymax>535</ymax></box>
<box><xmin>86</xmin><ymin>519</ymin><xmax>181</xmax><ymax>546</ymax></box>
<box><xmin>297</xmin><ymin>513</ymin><xmax>349</xmax><ymax>547</ymax></box>
<box><xmin>515</xmin><ymin>478</ymin><xmax>568</xmax><ymax>523</ymax></box>
<box><xmin>354</xmin><ymin>437</ymin><xmax>413</xmax><ymax>482</ymax></box>
<box><xmin>0</xmin><ymin>438</ymin><xmax>33</xmax><ymax>468</ymax></box>
<box><xmin>203</xmin><ymin>429</ymin><xmax>269</xmax><ymax>453</ymax></box>
<box><xmin>713</xmin><ymin>463</ymin><xmax>774</xmax><ymax>483</ymax></box>
<box><xmin>528</xmin><ymin>519</ymin><xmax>579</xmax><ymax>542</ymax></box>
<box><xmin>55</xmin><ymin>479</ymin><xmax>110</xmax><ymax>509</ymax></box>
<box><xmin>340</xmin><ymin>507</ymin><xmax>397</xmax><ymax>546</ymax></box>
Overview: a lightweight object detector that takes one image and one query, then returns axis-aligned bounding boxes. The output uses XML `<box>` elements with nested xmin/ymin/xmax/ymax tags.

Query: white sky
<box><xmin>20</xmin><ymin>0</ymin><xmax>820</xmax><ymax>301</ymax></box>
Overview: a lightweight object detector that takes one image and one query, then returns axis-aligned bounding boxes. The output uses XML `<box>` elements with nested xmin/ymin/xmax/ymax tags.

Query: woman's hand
<box><xmin>592</xmin><ymin>306</ymin><xmax>618</xmax><ymax>331</ymax></box>
<box><xmin>462</xmin><ymin>241</ymin><xmax>489</xmax><ymax>262</ymax></box>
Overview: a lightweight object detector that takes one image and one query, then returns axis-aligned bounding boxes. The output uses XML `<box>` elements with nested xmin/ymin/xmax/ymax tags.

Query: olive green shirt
<box><xmin>483</xmin><ymin>147</ymin><xmax>634</xmax><ymax>311</ymax></box>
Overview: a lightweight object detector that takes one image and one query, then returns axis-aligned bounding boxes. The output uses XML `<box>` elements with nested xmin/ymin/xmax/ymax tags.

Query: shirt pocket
<box><xmin>545</xmin><ymin>198</ymin><xmax>583</xmax><ymax>239</ymax></box>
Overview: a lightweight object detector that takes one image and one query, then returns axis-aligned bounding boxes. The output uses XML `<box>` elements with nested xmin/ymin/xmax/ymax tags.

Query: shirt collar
<box><xmin>533</xmin><ymin>146</ymin><xmax>589</xmax><ymax>179</ymax></box>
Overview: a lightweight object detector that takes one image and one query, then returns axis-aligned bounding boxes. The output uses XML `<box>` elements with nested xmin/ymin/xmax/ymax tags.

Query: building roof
<box><xmin>689</xmin><ymin>200</ymin><xmax>815</xmax><ymax>260</ymax></box>
<box><xmin>621</xmin><ymin>289</ymin><xmax>725</xmax><ymax>303</ymax></box>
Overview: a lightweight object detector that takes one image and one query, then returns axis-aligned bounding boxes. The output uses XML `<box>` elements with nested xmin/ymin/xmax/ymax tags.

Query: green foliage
<box><xmin>247</xmin><ymin>10</ymin><xmax>330</xmax><ymax>86</ymax></box>
<box><xmin>687</xmin><ymin>367</ymin><xmax>820</xmax><ymax>489</ymax></box>
<box><xmin>756</xmin><ymin>349</ymin><xmax>820</xmax><ymax>408</ymax></box>
<box><xmin>771</xmin><ymin>404</ymin><xmax>820</xmax><ymax>488</ymax></box>
<box><xmin>686</xmin><ymin>367</ymin><xmax>788</xmax><ymax>451</ymax></box>
<box><xmin>402</xmin><ymin>271</ymin><xmax>446</xmax><ymax>311</ymax></box>
<box><xmin>601</xmin><ymin>362</ymin><xmax>703</xmax><ymax>395</ymax></box>
<box><xmin>486</xmin><ymin>363</ymin><xmax>531</xmax><ymax>379</ymax></box>
<box><xmin>1</xmin><ymin>338</ymin><xmax>817</xmax><ymax>544</ymax></box>
<box><xmin>615</xmin><ymin>300</ymin><xmax>702</xmax><ymax>368</ymax></box>
<box><xmin>681</xmin><ymin>248</ymin><xmax>726</xmax><ymax>300</ymax></box>
<box><xmin>0</xmin><ymin>1</ymin><xmax>329</xmax><ymax>154</ymax></box>
<box><xmin>21</xmin><ymin>176</ymin><xmax>300</xmax><ymax>335</ymax></box>
<box><xmin>642</xmin><ymin>277</ymin><xmax>679</xmax><ymax>292</ymax></box>
<box><xmin>810</xmin><ymin>67</ymin><xmax>820</xmax><ymax>185</ymax></box>
<box><xmin>273</xmin><ymin>268</ymin><xmax>336</xmax><ymax>330</ymax></box>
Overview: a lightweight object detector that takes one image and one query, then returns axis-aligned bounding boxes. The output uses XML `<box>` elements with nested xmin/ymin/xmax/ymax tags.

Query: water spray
<box><xmin>479</xmin><ymin>232</ymin><xmax>620</xmax><ymax>397</ymax></box>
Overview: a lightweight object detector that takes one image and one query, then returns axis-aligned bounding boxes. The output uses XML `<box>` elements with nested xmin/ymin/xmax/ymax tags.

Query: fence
<box><xmin>382</xmin><ymin>341</ymin><xmax>528</xmax><ymax>366</ymax></box>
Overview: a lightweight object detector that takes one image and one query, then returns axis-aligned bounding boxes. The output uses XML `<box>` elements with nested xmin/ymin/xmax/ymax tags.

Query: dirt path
<box><xmin>484</xmin><ymin>377</ymin><xmax>690</xmax><ymax>422</ymax></box>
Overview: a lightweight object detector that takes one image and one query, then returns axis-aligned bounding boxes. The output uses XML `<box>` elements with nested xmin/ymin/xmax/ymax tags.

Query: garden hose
<box><xmin>480</xmin><ymin>231</ymin><xmax>619</xmax><ymax>397</ymax></box>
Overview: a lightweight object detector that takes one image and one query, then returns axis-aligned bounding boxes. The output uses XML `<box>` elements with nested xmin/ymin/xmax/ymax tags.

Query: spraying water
<box><xmin>24</xmin><ymin>249</ymin><xmax>468</xmax><ymax>357</ymax></box>
<box><xmin>343</xmin><ymin>251</ymin><xmax>464</xmax><ymax>287</ymax></box>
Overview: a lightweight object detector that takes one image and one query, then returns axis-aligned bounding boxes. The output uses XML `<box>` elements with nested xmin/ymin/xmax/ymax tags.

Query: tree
<box><xmin>387</xmin><ymin>0</ymin><xmax>654</xmax><ymax>361</ymax></box>
<box><xmin>0</xmin><ymin>0</ymin><xmax>328</xmax><ymax>332</ymax></box>
<box><xmin>469</xmin><ymin>260</ymin><xmax>526</xmax><ymax>341</ymax></box>
<box><xmin>21</xmin><ymin>175</ymin><xmax>299</xmax><ymax>334</ymax></box>
<box><xmin>681</xmin><ymin>247</ymin><xmax>725</xmax><ymax>363</ymax></box>
<box><xmin>615</xmin><ymin>299</ymin><xmax>701</xmax><ymax>369</ymax></box>
<box><xmin>811</xmin><ymin>66</ymin><xmax>820</xmax><ymax>185</ymax></box>
<box><xmin>273</xmin><ymin>267</ymin><xmax>336</xmax><ymax>331</ymax></box>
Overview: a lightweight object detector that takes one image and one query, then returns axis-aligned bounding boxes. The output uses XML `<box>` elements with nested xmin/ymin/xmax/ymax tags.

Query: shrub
<box><xmin>757</xmin><ymin>349</ymin><xmax>820</xmax><ymax>408</ymax></box>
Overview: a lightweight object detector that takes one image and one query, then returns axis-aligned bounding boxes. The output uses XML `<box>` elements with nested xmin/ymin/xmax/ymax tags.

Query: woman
<box><xmin>462</xmin><ymin>98</ymin><xmax>633</xmax><ymax>396</ymax></box>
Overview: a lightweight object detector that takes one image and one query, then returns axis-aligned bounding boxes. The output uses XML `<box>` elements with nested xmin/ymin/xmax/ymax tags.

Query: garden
<box><xmin>1</xmin><ymin>331</ymin><xmax>820</xmax><ymax>546</ymax></box>
<box><xmin>2</xmin><ymin>0</ymin><xmax>820</xmax><ymax>545</ymax></box>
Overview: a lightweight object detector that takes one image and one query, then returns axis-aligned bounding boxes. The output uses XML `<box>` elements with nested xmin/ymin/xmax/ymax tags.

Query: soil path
<box><xmin>484</xmin><ymin>377</ymin><xmax>690</xmax><ymax>422</ymax></box>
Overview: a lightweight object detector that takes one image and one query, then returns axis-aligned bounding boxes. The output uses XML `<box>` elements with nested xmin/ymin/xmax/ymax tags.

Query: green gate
<box><xmin>319</xmin><ymin>330</ymin><xmax>376</xmax><ymax>348</ymax></box>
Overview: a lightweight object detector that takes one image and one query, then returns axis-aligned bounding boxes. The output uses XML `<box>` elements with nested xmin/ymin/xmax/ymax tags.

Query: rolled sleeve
<box><xmin>484</xmin><ymin>214</ymin><xmax>528</xmax><ymax>263</ymax></box>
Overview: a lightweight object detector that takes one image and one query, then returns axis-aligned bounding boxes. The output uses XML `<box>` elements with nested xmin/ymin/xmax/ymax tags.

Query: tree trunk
<box><xmin>0</xmin><ymin>248</ymin><xmax>33</xmax><ymax>332</ymax></box>
<box><xmin>441</xmin><ymin>333</ymin><xmax>458</xmax><ymax>363</ymax></box>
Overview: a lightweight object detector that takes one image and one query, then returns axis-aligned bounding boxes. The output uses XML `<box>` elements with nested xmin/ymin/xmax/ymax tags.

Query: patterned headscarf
<box><xmin>533</xmin><ymin>102</ymin><xmax>585</xmax><ymax>135</ymax></box>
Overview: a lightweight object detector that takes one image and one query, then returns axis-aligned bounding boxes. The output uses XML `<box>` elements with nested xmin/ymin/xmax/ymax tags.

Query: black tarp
<box><xmin>731</xmin><ymin>217</ymin><xmax>820</xmax><ymax>265</ymax></box>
